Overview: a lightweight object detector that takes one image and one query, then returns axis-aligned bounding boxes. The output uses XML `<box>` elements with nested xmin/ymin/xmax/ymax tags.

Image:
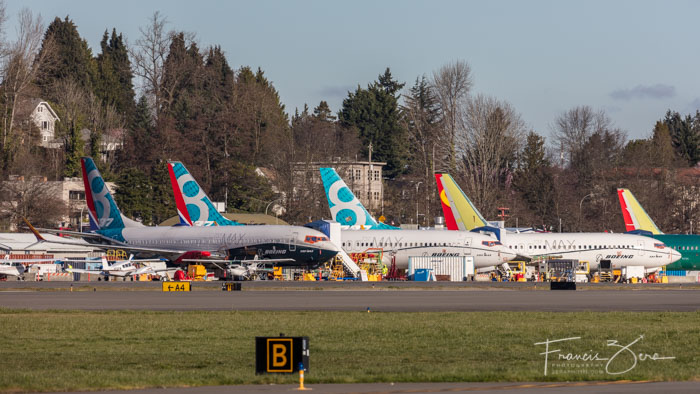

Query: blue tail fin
<box><xmin>319</xmin><ymin>167</ymin><xmax>397</xmax><ymax>229</ymax></box>
<box><xmin>81</xmin><ymin>157</ymin><xmax>141</xmax><ymax>232</ymax></box>
<box><xmin>167</xmin><ymin>161</ymin><xmax>242</xmax><ymax>226</ymax></box>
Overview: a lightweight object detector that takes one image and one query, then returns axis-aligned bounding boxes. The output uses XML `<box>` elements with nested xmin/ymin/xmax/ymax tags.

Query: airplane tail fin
<box><xmin>167</xmin><ymin>161</ymin><xmax>242</xmax><ymax>226</ymax></box>
<box><xmin>81</xmin><ymin>157</ymin><xmax>142</xmax><ymax>231</ymax></box>
<box><xmin>434</xmin><ymin>173</ymin><xmax>488</xmax><ymax>231</ymax></box>
<box><xmin>319</xmin><ymin>167</ymin><xmax>397</xmax><ymax>229</ymax></box>
<box><xmin>435</xmin><ymin>173</ymin><xmax>459</xmax><ymax>230</ymax></box>
<box><xmin>617</xmin><ymin>188</ymin><xmax>663</xmax><ymax>234</ymax></box>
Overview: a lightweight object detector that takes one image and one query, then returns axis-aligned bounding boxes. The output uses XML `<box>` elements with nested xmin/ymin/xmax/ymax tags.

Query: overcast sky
<box><xmin>6</xmin><ymin>0</ymin><xmax>700</xmax><ymax>141</ymax></box>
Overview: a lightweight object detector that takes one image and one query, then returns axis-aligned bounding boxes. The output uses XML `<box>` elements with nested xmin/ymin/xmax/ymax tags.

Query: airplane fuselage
<box><xmin>340</xmin><ymin>229</ymin><xmax>517</xmax><ymax>269</ymax></box>
<box><xmin>499</xmin><ymin>232</ymin><xmax>680</xmax><ymax>270</ymax></box>
<box><xmin>648</xmin><ymin>234</ymin><xmax>700</xmax><ymax>270</ymax></box>
<box><xmin>98</xmin><ymin>225</ymin><xmax>339</xmax><ymax>267</ymax></box>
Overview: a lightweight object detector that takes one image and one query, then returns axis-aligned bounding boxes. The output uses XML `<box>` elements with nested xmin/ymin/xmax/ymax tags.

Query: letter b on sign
<box><xmin>267</xmin><ymin>338</ymin><xmax>292</xmax><ymax>372</ymax></box>
<box><xmin>255</xmin><ymin>336</ymin><xmax>309</xmax><ymax>374</ymax></box>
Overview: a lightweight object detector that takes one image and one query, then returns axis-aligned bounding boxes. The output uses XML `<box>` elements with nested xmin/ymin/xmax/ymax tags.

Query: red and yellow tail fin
<box><xmin>617</xmin><ymin>188</ymin><xmax>663</xmax><ymax>234</ymax></box>
<box><xmin>434</xmin><ymin>173</ymin><xmax>488</xmax><ymax>231</ymax></box>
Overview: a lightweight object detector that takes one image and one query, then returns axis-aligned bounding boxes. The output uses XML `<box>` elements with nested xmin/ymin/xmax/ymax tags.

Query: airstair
<box><xmin>336</xmin><ymin>248</ymin><xmax>362</xmax><ymax>279</ymax></box>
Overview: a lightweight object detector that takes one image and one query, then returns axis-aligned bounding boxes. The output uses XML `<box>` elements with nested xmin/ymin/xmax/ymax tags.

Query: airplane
<box><xmin>27</xmin><ymin>157</ymin><xmax>340</xmax><ymax>269</ymax></box>
<box><xmin>617</xmin><ymin>188</ymin><xmax>700</xmax><ymax>270</ymax></box>
<box><xmin>66</xmin><ymin>255</ymin><xmax>170</xmax><ymax>279</ymax></box>
<box><xmin>168</xmin><ymin>162</ymin><xmax>519</xmax><ymax>269</ymax></box>
<box><xmin>435</xmin><ymin>173</ymin><xmax>681</xmax><ymax>271</ymax></box>
<box><xmin>0</xmin><ymin>255</ymin><xmax>60</xmax><ymax>279</ymax></box>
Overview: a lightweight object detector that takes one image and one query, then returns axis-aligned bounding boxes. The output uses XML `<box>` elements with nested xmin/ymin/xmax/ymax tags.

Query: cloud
<box><xmin>687</xmin><ymin>98</ymin><xmax>700</xmax><ymax>113</ymax></box>
<box><xmin>319</xmin><ymin>85</ymin><xmax>355</xmax><ymax>99</ymax></box>
<box><xmin>609</xmin><ymin>84</ymin><xmax>676</xmax><ymax>100</ymax></box>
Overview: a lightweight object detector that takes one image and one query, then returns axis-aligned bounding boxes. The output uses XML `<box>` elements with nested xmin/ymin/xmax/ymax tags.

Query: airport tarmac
<box><xmin>1</xmin><ymin>288</ymin><xmax>698</xmax><ymax>311</ymax></box>
<box><xmin>54</xmin><ymin>381</ymin><xmax>700</xmax><ymax>394</ymax></box>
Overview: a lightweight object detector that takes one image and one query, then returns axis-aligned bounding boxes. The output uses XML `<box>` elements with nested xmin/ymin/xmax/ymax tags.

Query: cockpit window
<box><xmin>482</xmin><ymin>240</ymin><xmax>501</xmax><ymax>247</ymax></box>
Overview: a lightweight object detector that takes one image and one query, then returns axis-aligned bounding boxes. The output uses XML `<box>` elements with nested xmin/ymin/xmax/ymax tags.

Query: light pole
<box><xmin>578</xmin><ymin>193</ymin><xmax>595</xmax><ymax>232</ymax></box>
<box><xmin>415</xmin><ymin>181</ymin><xmax>422</xmax><ymax>226</ymax></box>
<box><xmin>79</xmin><ymin>207</ymin><xmax>84</xmax><ymax>232</ymax></box>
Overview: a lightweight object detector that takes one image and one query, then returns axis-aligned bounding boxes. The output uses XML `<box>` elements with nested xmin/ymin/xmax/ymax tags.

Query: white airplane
<box><xmin>67</xmin><ymin>255</ymin><xmax>167</xmax><ymax>278</ymax></box>
<box><xmin>167</xmin><ymin>162</ymin><xmax>520</xmax><ymax>270</ymax></box>
<box><xmin>435</xmin><ymin>173</ymin><xmax>682</xmax><ymax>271</ymax></box>
<box><xmin>0</xmin><ymin>255</ymin><xmax>60</xmax><ymax>279</ymax></box>
<box><xmin>25</xmin><ymin>158</ymin><xmax>340</xmax><ymax>269</ymax></box>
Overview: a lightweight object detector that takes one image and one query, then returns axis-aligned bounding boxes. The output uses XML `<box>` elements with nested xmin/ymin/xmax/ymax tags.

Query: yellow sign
<box><xmin>378</xmin><ymin>215</ymin><xmax>386</xmax><ymax>223</ymax></box>
<box><xmin>267</xmin><ymin>338</ymin><xmax>293</xmax><ymax>372</ymax></box>
<box><xmin>162</xmin><ymin>282</ymin><xmax>191</xmax><ymax>292</ymax></box>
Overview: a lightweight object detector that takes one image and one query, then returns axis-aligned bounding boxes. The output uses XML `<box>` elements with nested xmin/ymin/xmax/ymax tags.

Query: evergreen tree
<box><xmin>665</xmin><ymin>110</ymin><xmax>700</xmax><ymax>166</ymax></box>
<box><xmin>313</xmin><ymin>101</ymin><xmax>335</xmax><ymax>122</ymax></box>
<box><xmin>339</xmin><ymin>68</ymin><xmax>408</xmax><ymax>178</ymax></box>
<box><xmin>513</xmin><ymin>132</ymin><xmax>555</xmax><ymax>227</ymax></box>
<box><xmin>96</xmin><ymin>29</ymin><xmax>136</xmax><ymax>120</ymax></box>
<box><xmin>36</xmin><ymin>17</ymin><xmax>97</xmax><ymax>98</ymax></box>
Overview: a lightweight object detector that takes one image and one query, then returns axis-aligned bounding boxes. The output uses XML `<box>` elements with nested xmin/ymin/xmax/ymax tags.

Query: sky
<box><xmin>5</xmin><ymin>0</ymin><xmax>700</xmax><ymax>141</ymax></box>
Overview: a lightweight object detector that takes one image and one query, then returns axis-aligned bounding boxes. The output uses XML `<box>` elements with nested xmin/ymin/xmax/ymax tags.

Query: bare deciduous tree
<box><xmin>0</xmin><ymin>179</ymin><xmax>66</xmax><ymax>230</ymax></box>
<box><xmin>0</xmin><ymin>8</ymin><xmax>54</xmax><ymax>160</ymax></box>
<box><xmin>431</xmin><ymin>60</ymin><xmax>472</xmax><ymax>172</ymax></box>
<box><xmin>457</xmin><ymin>94</ymin><xmax>526</xmax><ymax>215</ymax></box>
<box><xmin>551</xmin><ymin>105</ymin><xmax>614</xmax><ymax>166</ymax></box>
<box><xmin>130</xmin><ymin>11</ymin><xmax>169</xmax><ymax>119</ymax></box>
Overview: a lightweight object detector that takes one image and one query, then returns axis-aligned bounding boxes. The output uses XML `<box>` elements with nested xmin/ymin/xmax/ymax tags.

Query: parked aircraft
<box><xmin>167</xmin><ymin>162</ymin><xmax>519</xmax><ymax>269</ymax></box>
<box><xmin>67</xmin><ymin>255</ymin><xmax>170</xmax><ymax>278</ymax></box>
<box><xmin>435</xmin><ymin>173</ymin><xmax>681</xmax><ymax>271</ymax></box>
<box><xmin>0</xmin><ymin>255</ymin><xmax>60</xmax><ymax>279</ymax></box>
<box><xmin>28</xmin><ymin>158</ymin><xmax>339</xmax><ymax>268</ymax></box>
<box><xmin>617</xmin><ymin>188</ymin><xmax>700</xmax><ymax>270</ymax></box>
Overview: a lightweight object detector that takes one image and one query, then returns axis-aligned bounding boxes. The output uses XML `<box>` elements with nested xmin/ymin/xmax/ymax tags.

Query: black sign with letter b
<box><xmin>255</xmin><ymin>336</ymin><xmax>309</xmax><ymax>374</ymax></box>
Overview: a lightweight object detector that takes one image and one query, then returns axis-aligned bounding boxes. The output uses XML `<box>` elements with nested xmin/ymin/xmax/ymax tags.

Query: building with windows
<box><xmin>27</xmin><ymin>100</ymin><xmax>61</xmax><ymax>148</ymax></box>
<box><xmin>291</xmin><ymin>160</ymin><xmax>386</xmax><ymax>214</ymax></box>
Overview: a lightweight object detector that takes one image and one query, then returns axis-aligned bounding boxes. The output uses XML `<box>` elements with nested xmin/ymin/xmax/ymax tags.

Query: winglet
<box><xmin>22</xmin><ymin>217</ymin><xmax>46</xmax><ymax>242</ymax></box>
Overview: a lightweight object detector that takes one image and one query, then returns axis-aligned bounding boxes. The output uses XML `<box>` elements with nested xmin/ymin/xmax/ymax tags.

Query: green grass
<box><xmin>0</xmin><ymin>310</ymin><xmax>698</xmax><ymax>392</ymax></box>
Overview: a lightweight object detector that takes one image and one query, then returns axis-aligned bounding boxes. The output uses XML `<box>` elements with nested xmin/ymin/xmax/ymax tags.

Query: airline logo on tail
<box><xmin>319</xmin><ymin>167</ymin><xmax>397</xmax><ymax>229</ymax></box>
<box><xmin>617</xmin><ymin>188</ymin><xmax>663</xmax><ymax>235</ymax></box>
<box><xmin>434</xmin><ymin>173</ymin><xmax>488</xmax><ymax>231</ymax></box>
<box><xmin>81</xmin><ymin>157</ymin><xmax>124</xmax><ymax>231</ymax></box>
<box><xmin>167</xmin><ymin>162</ymin><xmax>242</xmax><ymax>227</ymax></box>
<box><xmin>435</xmin><ymin>174</ymin><xmax>459</xmax><ymax>230</ymax></box>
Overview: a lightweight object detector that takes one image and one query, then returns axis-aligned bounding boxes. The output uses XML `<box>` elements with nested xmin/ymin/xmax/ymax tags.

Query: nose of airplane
<box><xmin>318</xmin><ymin>241</ymin><xmax>340</xmax><ymax>262</ymax></box>
<box><xmin>670</xmin><ymin>248</ymin><xmax>681</xmax><ymax>263</ymax></box>
<box><xmin>500</xmin><ymin>246</ymin><xmax>519</xmax><ymax>262</ymax></box>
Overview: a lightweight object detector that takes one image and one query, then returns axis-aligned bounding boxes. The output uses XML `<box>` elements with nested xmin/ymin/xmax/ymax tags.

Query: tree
<box><xmin>35</xmin><ymin>16</ymin><xmax>96</xmax><ymax>98</ymax></box>
<box><xmin>664</xmin><ymin>110</ymin><xmax>700</xmax><ymax>166</ymax></box>
<box><xmin>513</xmin><ymin>131</ymin><xmax>556</xmax><ymax>227</ymax></box>
<box><xmin>552</xmin><ymin>106</ymin><xmax>613</xmax><ymax>166</ymax></box>
<box><xmin>0</xmin><ymin>179</ymin><xmax>66</xmax><ymax>230</ymax></box>
<box><xmin>339</xmin><ymin>68</ymin><xmax>408</xmax><ymax>178</ymax></box>
<box><xmin>95</xmin><ymin>28</ymin><xmax>135</xmax><ymax>121</ymax></box>
<box><xmin>432</xmin><ymin>60</ymin><xmax>472</xmax><ymax>172</ymax></box>
<box><xmin>0</xmin><ymin>8</ymin><xmax>53</xmax><ymax>170</ymax></box>
<box><xmin>457</xmin><ymin>94</ymin><xmax>525</xmax><ymax>215</ymax></box>
<box><xmin>131</xmin><ymin>12</ymin><xmax>170</xmax><ymax>121</ymax></box>
<box><xmin>401</xmin><ymin>75</ymin><xmax>441</xmax><ymax>223</ymax></box>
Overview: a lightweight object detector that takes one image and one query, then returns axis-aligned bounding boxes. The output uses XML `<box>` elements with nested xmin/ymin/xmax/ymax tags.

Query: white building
<box><xmin>27</xmin><ymin>100</ymin><xmax>61</xmax><ymax>148</ymax></box>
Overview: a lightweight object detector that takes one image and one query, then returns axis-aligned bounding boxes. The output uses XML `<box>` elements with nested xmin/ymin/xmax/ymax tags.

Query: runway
<box><xmin>1</xmin><ymin>288</ymin><xmax>698</xmax><ymax>311</ymax></box>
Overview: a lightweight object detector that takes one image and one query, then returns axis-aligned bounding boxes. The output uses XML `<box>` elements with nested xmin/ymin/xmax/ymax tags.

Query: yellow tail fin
<box><xmin>617</xmin><ymin>188</ymin><xmax>663</xmax><ymax>234</ymax></box>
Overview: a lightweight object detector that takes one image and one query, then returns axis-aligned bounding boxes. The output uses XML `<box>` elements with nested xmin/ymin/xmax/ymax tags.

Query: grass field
<box><xmin>0</xmin><ymin>310</ymin><xmax>698</xmax><ymax>392</ymax></box>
